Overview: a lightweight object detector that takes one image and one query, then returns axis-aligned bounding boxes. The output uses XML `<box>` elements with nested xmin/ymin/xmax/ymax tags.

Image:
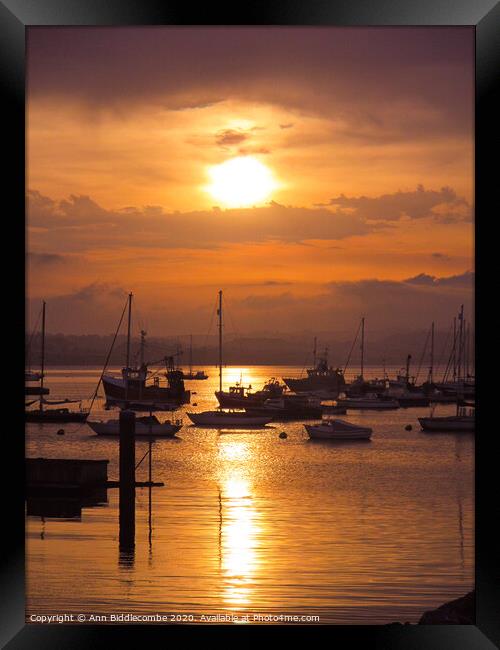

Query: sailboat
<box><xmin>25</xmin><ymin>301</ymin><xmax>89</xmax><ymax>423</ymax></box>
<box><xmin>418</xmin><ymin>403</ymin><xmax>475</xmax><ymax>432</ymax></box>
<box><xmin>187</xmin><ymin>291</ymin><xmax>272</xmax><ymax>427</ymax></box>
<box><xmin>181</xmin><ymin>335</ymin><xmax>208</xmax><ymax>380</ymax></box>
<box><xmin>102</xmin><ymin>294</ymin><xmax>190</xmax><ymax>407</ymax></box>
<box><xmin>88</xmin><ymin>414</ymin><xmax>183</xmax><ymax>437</ymax></box>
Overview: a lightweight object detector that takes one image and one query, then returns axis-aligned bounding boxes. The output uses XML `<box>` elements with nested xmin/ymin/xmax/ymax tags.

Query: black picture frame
<box><xmin>2</xmin><ymin>0</ymin><xmax>498</xmax><ymax>647</ymax></box>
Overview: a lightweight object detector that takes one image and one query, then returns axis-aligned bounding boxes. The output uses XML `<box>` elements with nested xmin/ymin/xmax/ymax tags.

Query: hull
<box><xmin>337</xmin><ymin>398</ymin><xmax>399</xmax><ymax>410</ymax></box>
<box><xmin>26</xmin><ymin>409</ymin><xmax>89</xmax><ymax>423</ymax></box>
<box><xmin>88</xmin><ymin>420</ymin><xmax>182</xmax><ymax>437</ymax></box>
<box><xmin>25</xmin><ymin>386</ymin><xmax>50</xmax><ymax>395</ymax></box>
<box><xmin>397</xmin><ymin>396</ymin><xmax>430</xmax><ymax>408</ymax></box>
<box><xmin>283</xmin><ymin>376</ymin><xmax>343</xmax><ymax>396</ymax></box>
<box><xmin>418</xmin><ymin>416</ymin><xmax>474</xmax><ymax>432</ymax></box>
<box><xmin>215</xmin><ymin>391</ymin><xmax>266</xmax><ymax>408</ymax></box>
<box><xmin>305</xmin><ymin>423</ymin><xmax>372</xmax><ymax>440</ymax></box>
<box><xmin>103</xmin><ymin>376</ymin><xmax>190</xmax><ymax>405</ymax></box>
<box><xmin>187</xmin><ymin>411</ymin><xmax>272</xmax><ymax>426</ymax></box>
<box><xmin>246</xmin><ymin>405</ymin><xmax>323</xmax><ymax>420</ymax></box>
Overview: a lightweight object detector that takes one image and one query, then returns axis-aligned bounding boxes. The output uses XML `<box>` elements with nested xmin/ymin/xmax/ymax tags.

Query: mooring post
<box><xmin>119</xmin><ymin>409</ymin><xmax>135</xmax><ymax>552</ymax></box>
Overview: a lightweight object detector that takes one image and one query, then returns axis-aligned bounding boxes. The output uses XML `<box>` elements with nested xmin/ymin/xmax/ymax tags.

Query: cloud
<box><xmin>27</xmin><ymin>189</ymin><xmax>385</xmax><ymax>252</ymax></box>
<box><xmin>28</xmin><ymin>252</ymin><xmax>67</xmax><ymax>267</ymax></box>
<box><xmin>324</xmin><ymin>185</ymin><xmax>471</xmax><ymax>222</ymax></box>
<box><xmin>279</xmin><ymin>123</ymin><xmax>294</xmax><ymax>129</ymax></box>
<box><xmin>215</xmin><ymin>129</ymin><xmax>248</xmax><ymax>146</ymax></box>
<box><xmin>404</xmin><ymin>271</ymin><xmax>474</xmax><ymax>287</ymax></box>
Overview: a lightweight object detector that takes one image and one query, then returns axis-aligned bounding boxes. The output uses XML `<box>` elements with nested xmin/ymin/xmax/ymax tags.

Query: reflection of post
<box><xmin>119</xmin><ymin>410</ymin><xmax>135</xmax><ymax>552</ymax></box>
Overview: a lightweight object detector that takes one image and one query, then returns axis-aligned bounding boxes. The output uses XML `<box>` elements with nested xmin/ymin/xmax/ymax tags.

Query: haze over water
<box><xmin>26</xmin><ymin>366</ymin><xmax>473</xmax><ymax>624</ymax></box>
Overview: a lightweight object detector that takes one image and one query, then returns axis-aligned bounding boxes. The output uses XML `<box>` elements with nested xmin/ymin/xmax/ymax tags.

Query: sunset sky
<box><xmin>27</xmin><ymin>27</ymin><xmax>474</xmax><ymax>336</ymax></box>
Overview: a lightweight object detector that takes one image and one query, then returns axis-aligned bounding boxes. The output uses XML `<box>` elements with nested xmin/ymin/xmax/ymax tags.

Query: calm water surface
<box><xmin>26</xmin><ymin>366</ymin><xmax>474</xmax><ymax>624</ymax></box>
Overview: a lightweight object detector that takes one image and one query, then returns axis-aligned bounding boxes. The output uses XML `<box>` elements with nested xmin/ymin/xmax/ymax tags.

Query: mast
<box><xmin>405</xmin><ymin>354</ymin><xmax>412</xmax><ymax>385</ymax></box>
<box><xmin>452</xmin><ymin>316</ymin><xmax>457</xmax><ymax>382</ymax></box>
<box><xmin>218</xmin><ymin>290</ymin><xmax>223</xmax><ymax>393</ymax></box>
<box><xmin>126</xmin><ymin>292</ymin><xmax>133</xmax><ymax>368</ymax></box>
<box><xmin>140</xmin><ymin>329</ymin><xmax>146</xmax><ymax>367</ymax></box>
<box><xmin>360</xmin><ymin>317</ymin><xmax>365</xmax><ymax>379</ymax></box>
<box><xmin>428</xmin><ymin>321</ymin><xmax>434</xmax><ymax>384</ymax></box>
<box><xmin>313</xmin><ymin>336</ymin><xmax>317</xmax><ymax>368</ymax></box>
<box><xmin>39</xmin><ymin>300</ymin><xmax>46</xmax><ymax>412</ymax></box>
<box><xmin>189</xmin><ymin>334</ymin><xmax>193</xmax><ymax>376</ymax></box>
<box><xmin>457</xmin><ymin>305</ymin><xmax>464</xmax><ymax>383</ymax></box>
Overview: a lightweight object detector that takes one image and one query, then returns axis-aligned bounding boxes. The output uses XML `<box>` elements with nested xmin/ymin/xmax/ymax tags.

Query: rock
<box><xmin>418</xmin><ymin>591</ymin><xmax>475</xmax><ymax>625</ymax></box>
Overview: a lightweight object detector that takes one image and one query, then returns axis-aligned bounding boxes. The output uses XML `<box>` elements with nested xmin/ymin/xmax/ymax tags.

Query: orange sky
<box><xmin>27</xmin><ymin>27</ymin><xmax>474</xmax><ymax>335</ymax></box>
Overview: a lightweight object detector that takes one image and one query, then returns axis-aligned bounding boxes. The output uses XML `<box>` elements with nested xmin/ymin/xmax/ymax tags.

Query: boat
<box><xmin>102</xmin><ymin>297</ymin><xmax>190</xmax><ymax>407</ymax></box>
<box><xmin>88</xmin><ymin>414</ymin><xmax>182</xmax><ymax>437</ymax></box>
<box><xmin>215</xmin><ymin>378</ymin><xmax>285</xmax><ymax>408</ymax></box>
<box><xmin>187</xmin><ymin>410</ymin><xmax>272</xmax><ymax>427</ymax></box>
<box><xmin>305</xmin><ymin>419</ymin><xmax>372</xmax><ymax>440</ymax></box>
<box><xmin>396</xmin><ymin>392</ymin><xmax>430</xmax><ymax>407</ymax></box>
<box><xmin>246</xmin><ymin>394</ymin><xmax>325</xmax><ymax>420</ymax></box>
<box><xmin>187</xmin><ymin>290</ymin><xmax>273</xmax><ymax>428</ymax></box>
<box><xmin>25</xmin><ymin>301</ymin><xmax>89</xmax><ymax>423</ymax></box>
<box><xmin>283</xmin><ymin>345</ymin><xmax>345</xmax><ymax>397</ymax></box>
<box><xmin>336</xmin><ymin>393</ymin><xmax>399</xmax><ymax>410</ymax></box>
<box><xmin>418</xmin><ymin>404</ymin><xmax>475</xmax><ymax>432</ymax></box>
<box><xmin>181</xmin><ymin>335</ymin><xmax>209</xmax><ymax>380</ymax></box>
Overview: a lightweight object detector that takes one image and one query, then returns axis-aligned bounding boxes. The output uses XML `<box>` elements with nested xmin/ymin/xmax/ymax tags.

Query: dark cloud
<box><xmin>27</xmin><ymin>189</ymin><xmax>384</xmax><ymax>252</ymax></box>
<box><xmin>323</xmin><ymin>185</ymin><xmax>471</xmax><ymax>222</ymax></box>
<box><xmin>27</xmin><ymin>27</ymin><xmax>473</xmax><ymax>142</ymax></box>
<box><xmin>404</xmin><ymin>271</ymin><xmax>473</xmax><ymax>287</ymax></box>
<box><xmin>215</xmin><ymin>129</ymin><xmax>248</xmax><ymax>146</ymax></box>
<box><xmin>279</xmin><ymin>123</ymin><xmax>295</xmax><ymax>129</ymax></box>
<box><xmin>28</xmin><ymin>252</ymin><xmax>67</xmax><ymax>267</ymax></box>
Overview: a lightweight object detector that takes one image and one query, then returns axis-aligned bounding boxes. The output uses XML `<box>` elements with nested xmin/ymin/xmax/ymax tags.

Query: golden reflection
<box><xmin>220</xmin><ymin>476</ymin><xmax>260</xmax><ymax>608</ymax></box>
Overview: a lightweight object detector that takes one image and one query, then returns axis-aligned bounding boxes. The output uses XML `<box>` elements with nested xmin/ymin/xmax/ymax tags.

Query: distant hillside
<box><xmin>25</xmin><ymin>328</ymin><xmax>474</xmax><ymax>370</ymax></box>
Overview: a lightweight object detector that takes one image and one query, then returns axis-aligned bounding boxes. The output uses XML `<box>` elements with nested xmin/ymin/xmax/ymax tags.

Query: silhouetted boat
<box><xmin>25</xmin><ymin>301</ymin><xmax>89</xmax><ymax>423</ymax></box>
<box><xmin>246</xmin><ymin>394</ymin><xmax>324</xmax><ymax>420</ymax></box>
<box><xmin>102</xmin><ymin>295</ymin><xmax>190</xmax><ymax>407</ymax></box>
<box><xmin>283</xmin><ymin>350</ymin><xmax>345</xmax><ymax>397</ymax></box>
<box><xmin>216</xmin><ymin>378</ymin><xmax>285</xmax><ymax>408</ymax></box>
<box><xmin>418</xmin><ymin>404</ymin><xmax>475</xmax><ymax>432</ymax></box>
<box><xmin>337</xmin><ymin>393</ymin><xmax>399</xmax><ymax>410</ymax></box>
<box><xmin>305</xmin><ymin>419</ymin><xmax>372</xmax><ymax>440</ymax></box>
<box><xmin>180</xmin><ymin>335</ymin><xmax>208</xmax><ymax>380</ymax></box>
<box><xmin>88</xmin><ymin>414</ymin><xmax>182</xmax><ymax>437</ymax></box>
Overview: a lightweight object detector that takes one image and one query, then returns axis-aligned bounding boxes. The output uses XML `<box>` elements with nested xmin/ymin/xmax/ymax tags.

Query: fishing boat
<box><xmin>102</xmin><ymin>296</ymin><xmax>190</xmax><ymax>407</ymax></box>
<box><xmin>25</xmin><ymin>301</ymin><xmax>89</xmax><ymax>423</ymax></box>
<box><xmin>187</xmin><ymin>290</ymin><xmax>272</xmax><ymax>428</ymax></box>
<box><xmin>283</xmin><ymin>344</ymin><xmax>345</xmax><ymax>397</ymax></box>
<box><xmin>88</xmin><ymin>414</ymin><xmax>182</xmax><ymax>437</ymax></box>
<box><xmin>181</xmin><ymin>335</ymin><xmax>209</xmax><ymax>380</ymax></box>
<box><xmin>246</xmin><ymin>394</ymin><xmax>325</xmax><ymax>420</ymax></box>
<box><xmin>337</xmin><ymin>393</ymin><xmax>399</xmax><ymax>410</ymax></box>
<box><xmin>305</xmin><ymin>419</ymin><xmax>372</xmax><ymax>440</ymax></box>
<box><xmin>215</xmin><ymin>378</ymin><xmax>285</xmax><ymax>408</ymax></box>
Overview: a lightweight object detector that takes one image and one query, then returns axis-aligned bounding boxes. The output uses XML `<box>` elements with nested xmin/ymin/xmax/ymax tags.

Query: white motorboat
<box><xmin>337</xmin><ymin>393</ymin><xmax>399</xmax><ymax>410</ymax></box>
<box><xmin>305</xmin><ymin>419</ymin><xmax>372</xmax><ymax>440</ymax></box>
<box><xmin>88</xmin><ymin>414</ymin><xmax>182</xmax><ymax>437</ymax></box>
<box><xmin>187</xmin><ymin>410</ymin><xmax>272</xmax><ymax>427</ymax></box>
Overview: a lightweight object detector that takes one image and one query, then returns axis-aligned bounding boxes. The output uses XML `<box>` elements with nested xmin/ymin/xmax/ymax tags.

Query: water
<box><xmin>26</xmin><ymin>366</ymin><xmax>474</xmax><ymax>624</ymax></box>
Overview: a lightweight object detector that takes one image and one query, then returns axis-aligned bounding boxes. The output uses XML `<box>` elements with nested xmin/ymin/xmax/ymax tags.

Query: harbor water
<box><xmin>26</xmin><ymin>365</ymin><xmax>474</xmax><ymax>624</ymax></box>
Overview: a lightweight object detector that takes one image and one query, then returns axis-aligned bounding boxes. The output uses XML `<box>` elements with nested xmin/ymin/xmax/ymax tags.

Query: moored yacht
<box><xmin>337</xmin><ymin>393</ymin><xmax>399</xmax><ymax>410</ymax></box>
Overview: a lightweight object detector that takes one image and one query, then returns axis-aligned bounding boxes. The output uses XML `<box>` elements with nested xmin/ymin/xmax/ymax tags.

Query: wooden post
<box><xmin>119</xmin><ymin>410</ymin><xmax>135</xmax><ymax>552</ymax></box>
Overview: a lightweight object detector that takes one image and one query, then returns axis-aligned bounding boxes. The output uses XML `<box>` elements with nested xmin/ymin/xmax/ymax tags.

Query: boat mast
<box><xmin>189</xmin><ymin>334</ymin><xmax>193</xmax><ymax>376</ymax></box>
<box><xmin>313</xmin><ymin>336</ymin><xmax>317</xmax><ymax>367</ymax></box>
<box><xmin>140</xmin><ymin>329</ymin><xmax>146</xmax><ymax>366</ymax></box>
<box><xmin>218</xmin><ymin>290</ymin><xmax>223</xmax><ymax>393</ymax></box>
<box><xmin>360</xmin><ymin>317</ymin><xmax>365</xmax><ymax>379</ymax></box>
<box><xmin>125</xmin><ymin>292</ymin><xmax>132</xmax><ymax>402</ymax></box>
<box><xmin>39</xmin><ymin>300</ymin><xmax>46</xmax><ymax>412</ymax></box>
<box><xmin>452</xmin><ymin>316</ymin><xmax>457</xmax><ymax>382</ymax></box>
<box><xmin>457</xmin><ymin>305</ymin><xmax>464</xmax><ymax>383</ymax></box>
<box><xmin>126</xmin><ymin>292</ymin><xmax>133</xmax><ymax>369</ymax></box>
<box><xmin>428</xmin><ymin>321</ymin><xmax>434</xmax><ymax>384</ymax></box>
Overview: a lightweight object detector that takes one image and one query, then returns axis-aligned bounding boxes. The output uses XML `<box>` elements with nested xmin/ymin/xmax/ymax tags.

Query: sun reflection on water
<box><xmin>218</xmin><ymin>439</ymin><xmax>261</xmax><ymax>609</ymax></box>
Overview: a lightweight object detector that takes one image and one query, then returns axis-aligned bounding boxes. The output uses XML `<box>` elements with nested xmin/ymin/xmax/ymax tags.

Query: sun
<box><xmin>206</xmin><ymin>156</ymin><xmax>277</xmax><ymax>208</ymax></box>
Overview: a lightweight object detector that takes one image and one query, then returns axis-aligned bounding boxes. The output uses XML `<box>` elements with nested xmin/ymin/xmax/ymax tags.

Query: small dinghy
<box><xmin>305</xmin><ymin>418</ymin><xmax>372</xmax><ymax>440</ymax></box>
<box><xmin>88</xmin><ymin>414</ymin><xmax>182</xmax><ymax>437</ymax></box>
